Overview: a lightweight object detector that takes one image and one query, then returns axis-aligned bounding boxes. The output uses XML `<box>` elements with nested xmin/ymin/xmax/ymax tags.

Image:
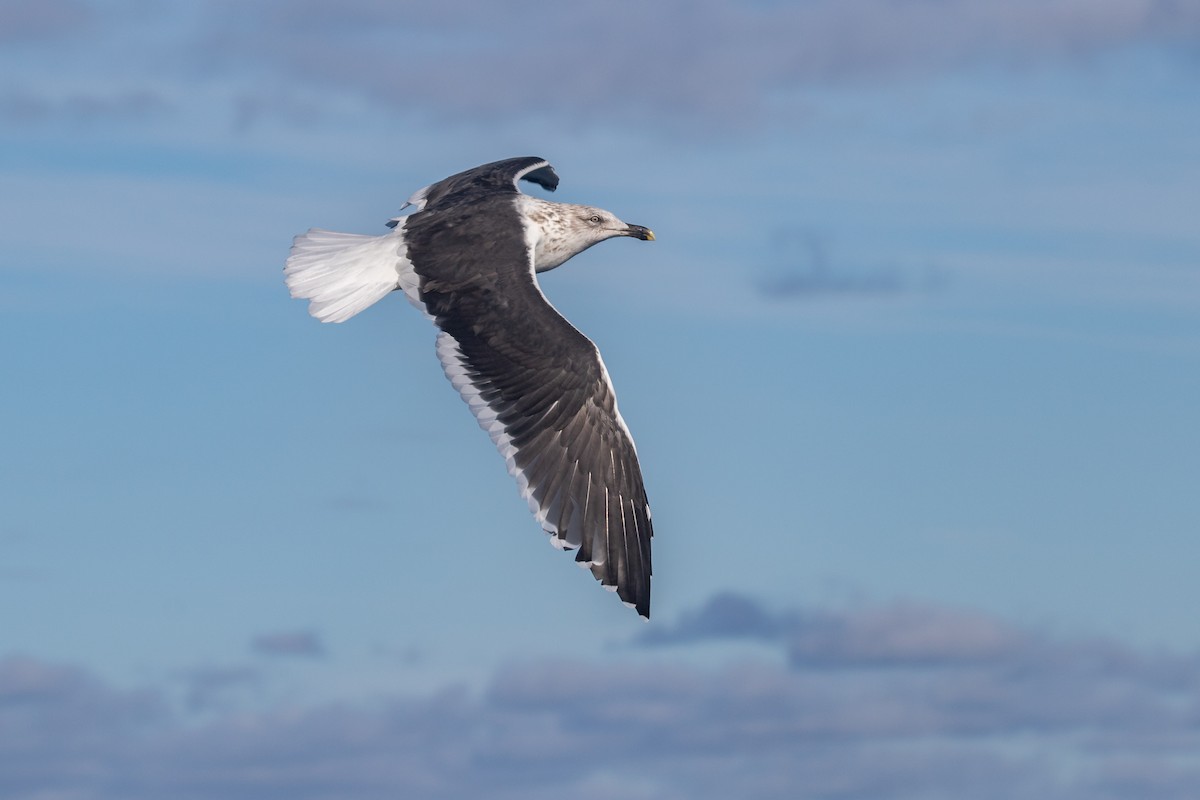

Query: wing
<box><xmin>424</xmin><ymin>269</ymin><xmax>653</xmax><ymax>618</ymax></box>
<box><xmin>395</xmin><ymin>157</ymin><xmax>560</xmax><ymax>218</ymax></box>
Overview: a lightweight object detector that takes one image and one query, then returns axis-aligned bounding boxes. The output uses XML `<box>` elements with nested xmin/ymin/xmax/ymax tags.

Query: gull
<box><xmin>285</xmin><ymin>157</ymin><xmax>656</xmax><ymax>617</ymax></box>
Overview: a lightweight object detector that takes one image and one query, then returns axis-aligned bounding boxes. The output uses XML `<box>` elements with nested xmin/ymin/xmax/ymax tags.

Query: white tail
<box><xmin>284</xmin><ymin>228</ymin><xmax>409</xmax><ymax>323</ymax></box>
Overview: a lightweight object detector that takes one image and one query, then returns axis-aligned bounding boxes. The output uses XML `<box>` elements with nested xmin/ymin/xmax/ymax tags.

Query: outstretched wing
<box><xmin>421</xmin><ymin>256</ymin><xmax>653</xmax><ymax>618</ymax></box>
<box><xmin>434</xmin><ymin>327</ymin><xmax>653</xmax><ymax>617</ymax></box>
<box><xmin>396</xmin><ymin>157</ymin><xmax>560</xmax><ymax>218</ymax></box>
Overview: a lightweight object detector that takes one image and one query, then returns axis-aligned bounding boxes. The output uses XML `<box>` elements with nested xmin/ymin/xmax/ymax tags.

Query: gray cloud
<box><xmin>635</xmin><ymin>592</ymin><xmax>1026</xmax><ymax>664</ymax></box>
<box><xmin>0</xmin><ymin>88</ymin><xmax>172</xmax><ymax>125</ymax></box>
<box><xmin>0</xmin><ymin>0</ymin><xmax>92</xmax><ymax>44</ymax></box>
<box><xmin>9</xmin><ymin>1</ymin><xmax>1199</xmax><ymax>135</ymax></box>
<box><xmin>757</xmin><ymin>230</ymin><xmax>945</xmax><ymax>300</ymax></box>
<box><xmin>185</xmin><ymin>0</ymin><xmax>1200</xmax><ymax>131</ymax></box>
<box><xmin>636</xmin><ymin>592</ymin><xmax>1200</xmax><ymax>685</ymax></box>
<box><xmin>635</xmin><ymin>591</ymin><xmax>795</xmax><ymax>645</ymax></box>
<box><xmin>5</xmin><ymin>596</ymin><xmax>1200</xmax><ymax>798</ymax></box>
<box><xmin>177</xmin><ymin>665</ymin><xmax>263</xmax><ymax>712</ymax></box>
<box><xmin>786</xmin><ymin>602</ymin><xmax>1031</xmax><ymax>668</ymax></box>
<box><xmin>0</xmin><ymin>655</ymin><xmax>165</xmax><ymax>797</ymax></box>
<box><xmin>251</xmin><ymin>629</ymin><xmax>326</xmax><ymax>658</ymax></box>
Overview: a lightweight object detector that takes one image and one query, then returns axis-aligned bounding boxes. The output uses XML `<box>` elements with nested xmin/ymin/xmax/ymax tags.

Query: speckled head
<box><xmin>520</xmin><ymin>196</ymin><xmax>654</xmax><ymax>273</ymax></box>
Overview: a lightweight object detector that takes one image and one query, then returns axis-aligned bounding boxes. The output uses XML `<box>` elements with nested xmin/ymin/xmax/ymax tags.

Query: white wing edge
<box><xmin>435</xmin><ymin>331</ymin><xmax>547</xmax><ymax>523</ymax></box>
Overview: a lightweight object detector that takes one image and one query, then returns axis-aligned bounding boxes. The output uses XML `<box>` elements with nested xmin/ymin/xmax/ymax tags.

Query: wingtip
<box><xmin>623</xmin><ymin>599</ymin><xmax>651</xmax><ymax>621</ymax></box>
<box><xmin>518</xmin><ymin>159</ymin><xmax>559</xmax><ymax>193</ymax></box>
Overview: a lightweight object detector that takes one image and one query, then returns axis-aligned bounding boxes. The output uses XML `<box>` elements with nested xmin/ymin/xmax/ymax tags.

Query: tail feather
<box><xmin>284</xmin><ymin>228</ymin><xmax>406</xmax><ymax>323</ymax></box>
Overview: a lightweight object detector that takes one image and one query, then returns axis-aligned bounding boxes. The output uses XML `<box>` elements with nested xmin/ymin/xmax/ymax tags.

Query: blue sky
<box><xmin>2</xmin><ymin>1</ymin><xmax>1200</xmax><ymax>797</ymax></box>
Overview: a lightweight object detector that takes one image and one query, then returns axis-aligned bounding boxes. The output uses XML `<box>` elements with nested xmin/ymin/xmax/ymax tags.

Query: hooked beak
<box><xmin>624</xmin><ymin>224</ymin><xmax>655</xmax><ymax>241</ymax></box>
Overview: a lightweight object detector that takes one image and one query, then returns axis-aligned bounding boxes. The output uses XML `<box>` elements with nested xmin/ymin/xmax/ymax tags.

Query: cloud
<box><xmin>12</xmin><ymin>0</ymin><xmax>1195</xmax><ymax>135</ymax></box>
<box><xmin>756</xmin><ymin>230</ymin><xmax>944</xmax><ymax>300</ymax></box>
<box><xmin>5</xmin><ymin>596</ymin><xmax>1200</xmax><ymax>799</ymax></box>
<box><xmin>0</xmin><ymin>655</ymin><xmax>165</xmax><ymax>798</ymax></box>
<box><xmin>0</xmin><ymin>88</ymin><xmax>172</xmax><ymax>125</ymax></box>
<box><xmin>786</xmin><ymin>602</ymin><xmax>1032</xmax><ymax>668</ymax></box>
<box><xmin>177</xmin><ymin>665</ymin><xmax>263</xmax><ymax>712</ymax></box>
<box><xmin>0</xmin><ymin>0</ymin><xmax>92</xmax><ymax>44</ymax></box>
<box><xmin>251</xmin><ymin>630</ymin><xmax>326</xmax><ymax>658</ymax></box>
<box><xmin>635</xmin><ymin>591</ymin><xmax>795</xmax><ymax>645</ymax></box>
<box><xmin>183</xmin><ymin>0</ymin><xmax>1200</xmax><ymax>131</ymax></box>
<box><xmin>636</xmin><ymin>592</ymin><xmax>1030</xmax><ymax>666</ymax></box>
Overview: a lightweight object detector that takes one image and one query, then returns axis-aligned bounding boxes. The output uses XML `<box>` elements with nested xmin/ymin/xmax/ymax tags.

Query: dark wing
<box><xmin>432</xmin><ymin>326</ymin><xmax>653</xmax><ymax>618</ymax></box>
<box><xmin>417</xmin><ymin>240</ymin><xmax>652</xmax><ymax>617</ymax></box>
<box><xmin>401</xmin><ymin>157</ymin><xmax>559</xmax><ymax>216</ymax></box>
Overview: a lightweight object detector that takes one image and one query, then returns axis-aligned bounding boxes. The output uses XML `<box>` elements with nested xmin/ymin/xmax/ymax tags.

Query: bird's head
<box><xmin>528</xmin><ymin>199</ymin><xmax>655</xmax><ymax>272</ymax></box>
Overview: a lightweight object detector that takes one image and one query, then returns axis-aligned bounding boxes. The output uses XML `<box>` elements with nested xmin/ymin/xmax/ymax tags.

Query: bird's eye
<box><xmin>587</xmin><ymin>215</ymin><xmax>601</xmax><ymax>224</ymax></box>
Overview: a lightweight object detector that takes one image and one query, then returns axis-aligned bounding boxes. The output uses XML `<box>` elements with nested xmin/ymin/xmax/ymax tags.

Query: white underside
<box><xmin>284</xmin><ymin>223</ymin><xmax>425</xmax><ymax>322</ymax></box>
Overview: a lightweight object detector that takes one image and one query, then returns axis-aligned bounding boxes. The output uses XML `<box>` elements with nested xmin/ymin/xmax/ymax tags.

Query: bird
<box><xmin>284</xmin><ymin>157</ymin><xmax>656</xmax><ymax>618</ymax></box>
